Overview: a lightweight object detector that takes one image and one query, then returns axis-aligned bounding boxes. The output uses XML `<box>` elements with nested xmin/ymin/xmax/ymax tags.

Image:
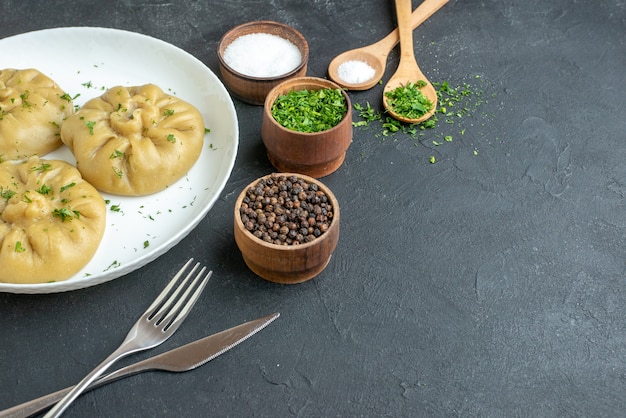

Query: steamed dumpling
<box><xmin>61</xmin><ymin>84</ymin><xmax>205</xmax><ymax>196</ymax></box>
<box><xmin>0</xmin><ymin>156</ymin><xmax>106</xmax><ymax>284</ymax></box>
<box><xmin>0</xmin><ymin>68</ymin><xmax>74</xmax><ymax>161</ymax></box>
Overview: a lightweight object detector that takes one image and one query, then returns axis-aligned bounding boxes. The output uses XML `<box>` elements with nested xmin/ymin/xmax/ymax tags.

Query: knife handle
<box><xmin>0</xmin><ymin>364</ymin><xmax>148</xmax><ymax>418</ymax></box>
<box><xmin>0</xmin><ymin>387</ymin><xmax>71</xmax><ymax>418</ymax></box>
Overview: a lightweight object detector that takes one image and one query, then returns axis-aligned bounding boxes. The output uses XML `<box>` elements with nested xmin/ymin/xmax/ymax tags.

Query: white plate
<box><xmin>0</xmin><ymin>27</ymin><xmax>239</xmax><ymax>294</ymax></box>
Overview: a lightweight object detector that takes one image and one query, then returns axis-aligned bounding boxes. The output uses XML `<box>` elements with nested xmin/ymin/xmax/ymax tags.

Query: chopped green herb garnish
<box><xmin>60</xmin><ymin>182</ymin><xmax>76</xmax><ymax>193</ymax></box>
<box><xmin>271</xmin><ymin>88</ymin><xmax>347</xmax><ymax>133</ymax></box>
<box><xmin>384</xmin><ymin>81</ymin><xmax>434</xmax><ymax>120</ymax></box>
<box><xmin>36</xmin><ymin>184</ymin><xmax>52</xmax><ymax>195</ymax></box>
<box><xmin>20</xmin><ymin>90</ymin><xmax>32</xmax><ymax>108</ymax></box>
<box><xmin>166</xmin><ymin>134</ymin><xmax>176</xmax><ymax>143</ymax></box>
<box><xmin>354</xmin><ymin>102</ymin><xmax>380</xmax><ymax>123</ymax></box>
<box><xmin>15</xmin><ymin>241</ymin><xmax>26</xmax><ymax>253</ymax></box>
<box><xmin>163</xmin><ymin>109</ymin><xmax>175</xmax><ymax>117</ymax></box>
<box><xmin>110</xmin><ymin>150</ymin><xmax>125</xmax><ymax>160</ymax></box>
<box><xmin>59</xmin><ymin>92</ymin><xmax>80</xmax><ymax>103</ymax></box>
<box><xmin>85</xmin><ymin>120</ymin><xmax>96</xmax><ymax>135</ymax></box>
<box><xmin>52</xmin><ymin>207</ymin><xmax>80</xmax><ymax>222</ymax></box>
<box><xmin>104</xmin><ymin>260</ymin><xmax>121</xmax><ymax>271</ymax></box>
<box><xmin>350</xmin><ymin>75</ymin><xmax>493</xmax><ymax>165</ymax></box>
<box><xmin>112</xmin><ymin>166</ymin><xmax>123</xmax><ymax>179</ymax></box>
<box><xmin>1</xmin><ymin>187</ymin><xmax>16</xmax><ymax>202</ymax></box>
<box><xmin>30</xmin><ymin>162</ymin><xmax>52</xmax><ymax>172</ymax></box>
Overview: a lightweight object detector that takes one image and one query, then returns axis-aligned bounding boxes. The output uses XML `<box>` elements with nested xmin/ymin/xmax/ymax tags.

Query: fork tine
<box><xmin>149</xmin><ymin>261</ymin><xmax>200</xmax><ymax>324</ymax></box>
<box><xmin>144</xmin><ymin>258</ymin><xmax>197</xmax><ymax>316</ymax></box>
<box><xmin>160</xmin><ymin>269</ymin><xmax>212</xmax><ymax>332</ymax></box>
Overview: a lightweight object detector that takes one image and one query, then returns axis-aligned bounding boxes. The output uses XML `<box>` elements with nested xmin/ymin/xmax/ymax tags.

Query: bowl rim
<box><xmin>234</xmin><ymin>172</ymin><xmax>340</xmax><ymax>251</ymax></box>
<box><xmin>263</xmin><ymin>76</ymin><xmax>352</xmax><ymax>137</ymax></box>
<box><xmin>217</xmin><ymin>20</ymin><xmax>309</xmax><ymax>82</ymax></box>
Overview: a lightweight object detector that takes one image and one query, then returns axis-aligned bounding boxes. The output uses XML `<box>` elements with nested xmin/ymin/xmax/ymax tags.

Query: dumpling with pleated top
<box><xmin>0</xmin><ymin>156</ymin><xmax>106</xmax><ymax>284</ymax></box>
<box><xmin>0</xmin><ymin>68</ymin><xmax>74</xmax><ymax>160</ymax></box>
<box><xmin>61</xmin><ymin>84</ymin><xmax>205</xmax><ymax>196</ymax></box>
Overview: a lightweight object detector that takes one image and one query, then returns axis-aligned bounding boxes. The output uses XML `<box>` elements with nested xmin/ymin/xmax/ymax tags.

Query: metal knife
<box><xmin>0</xmin><ymin>312</ymin><xmax>279</xmax><ymax>418</ymax></box>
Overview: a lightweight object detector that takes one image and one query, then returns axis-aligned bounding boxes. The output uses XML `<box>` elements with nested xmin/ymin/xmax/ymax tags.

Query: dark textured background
<box><xmin>1</xmin><ymin>1</ymin><xmax>625</xmax><ymax>417</ymax></box>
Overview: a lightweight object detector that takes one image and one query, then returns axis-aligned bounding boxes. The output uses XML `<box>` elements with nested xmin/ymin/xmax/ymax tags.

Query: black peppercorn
<box><xmin>239</xmin><ymin>174</ymin><xmax>334</xmax><ymax>246</ymax></box>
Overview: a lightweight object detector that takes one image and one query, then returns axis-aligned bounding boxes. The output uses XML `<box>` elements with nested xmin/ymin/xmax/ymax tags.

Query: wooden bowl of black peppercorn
<box><xmin>234</xmin><ymin>173</ymin><xmax>340</xmax><ymax>284</ymax></box>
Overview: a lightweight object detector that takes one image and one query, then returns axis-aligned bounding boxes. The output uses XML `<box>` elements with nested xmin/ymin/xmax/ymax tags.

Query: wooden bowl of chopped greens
<box><xmin>262</xmin><ymin>77</ymin><xmax>352</xmax><ymax>178</ymax></box>
<box><xmin>218</xmin><ymin>21</ymin><xmax>309</xmax><ymax>105</ymax></box>
<box><xmin>234</xmin><ymin>172</ymin><xmax>340</xmax><ymax>284</ymax></box>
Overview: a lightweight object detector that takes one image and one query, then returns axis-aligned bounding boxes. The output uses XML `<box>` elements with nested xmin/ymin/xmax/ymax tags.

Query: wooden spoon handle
<box><xmin>409</xmin><ymin>0</ymin><xmax>449</xmax><ymax>31</ymax></box>
<box><xmin>369</xmin><ymin>0</ymin><xmax>449</xmax><ymax>57</ymax></box>
<box><xmin>395</xmin><ymin>0</ymin><xmax>418</xmax><ymax>68</ymax></box>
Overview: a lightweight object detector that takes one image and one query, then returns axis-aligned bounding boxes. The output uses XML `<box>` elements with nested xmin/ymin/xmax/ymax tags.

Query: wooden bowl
<box><xmin>217</xmin><ymin>21</ymin><xmax>309</xmax><ymax>105</ymax></box>
<box><xmin>234</xmin><ymin>173</ymin><xmax>340</xmax><ymax>284</ymax></box>
<box><xmin>261</xmin><ymin>77</ymin><xmax>353</xmax><ymax>178</ymax></box>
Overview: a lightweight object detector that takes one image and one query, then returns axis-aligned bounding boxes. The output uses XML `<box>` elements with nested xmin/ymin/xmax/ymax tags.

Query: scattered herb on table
<box><xmin>352</xmin><ymin>102</ymin><xmax>381</xmax><ymax>127</ymax></box>
<box><xmin>384</xmin><ymin>80</ymin><xmax>434</xmax><ymax>120</ymax></box>
<box><xmin>351</xmin><ymin>76</ymin><xmax>494</xmax><ymax>163</ymax></box>
<box><xmin>271</xmin><ymin>88</ymin><xmax>347</xmax><ymax>133</ymax></box>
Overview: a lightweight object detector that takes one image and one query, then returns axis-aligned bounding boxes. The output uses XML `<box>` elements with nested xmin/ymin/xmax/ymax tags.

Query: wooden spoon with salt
<box><xmin>327</xmin><ymin>0</ymin><xmax>448</xmax><ymax>91</ymax></box>
<box><xmin>382</xmin><ymin>0</ymin><xmax>438</xmax><ymax>124</ymax></box>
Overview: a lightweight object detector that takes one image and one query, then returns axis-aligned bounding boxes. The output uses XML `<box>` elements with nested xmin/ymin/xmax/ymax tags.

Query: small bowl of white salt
<box><xmin>218</xmin><ymin>21</ymin><xmax>309</xmax><ymax>105</ymax></box>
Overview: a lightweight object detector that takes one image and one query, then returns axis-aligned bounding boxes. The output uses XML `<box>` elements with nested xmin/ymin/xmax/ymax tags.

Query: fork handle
<box><xmin>42</xmin><ymin>343</ymin><xmax>138</xmax><ymax>418</ymax></box>
<box><xmin>0</xmin><ymin>360</ymin><xmax>152</xmax><ymax>418</ymax></box>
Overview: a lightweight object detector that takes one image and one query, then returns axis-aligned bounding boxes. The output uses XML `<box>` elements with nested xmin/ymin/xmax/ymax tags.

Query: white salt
<box><xmin>223</xmin><ymin>33</ymin><xmax>302</xmax><ymax>78</ymax></box>
<box><xmin>337</xmin><ymin>60</ymin><xmax>376</xmax><ymax>84</ymax></box>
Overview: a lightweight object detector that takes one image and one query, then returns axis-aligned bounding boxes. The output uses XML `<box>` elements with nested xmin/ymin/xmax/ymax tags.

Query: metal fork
<box><xmin>43</xmin><ymin>258</ymin><xmax>211</xmax><ymax>418</ymax></box>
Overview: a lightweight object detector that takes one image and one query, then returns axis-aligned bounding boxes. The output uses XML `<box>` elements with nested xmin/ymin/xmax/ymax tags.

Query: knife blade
<box><xmin>0</xmin><ymin>312</ymin><xmax>279</xmax><ymax>418</ymax></box>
